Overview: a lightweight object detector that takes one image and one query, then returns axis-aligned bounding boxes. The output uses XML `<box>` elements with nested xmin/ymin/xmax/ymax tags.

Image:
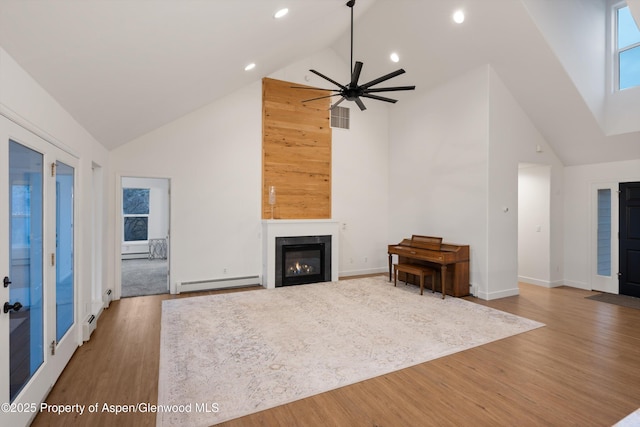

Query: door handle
<box><xmin>3</xmin><ymin>276</ymin><xmax>10</xmax><ymax>287</ymax></box>
<box><xmin>4</xmin><ymin>301</ymin><xmax>23</xmax><ymax>314</ymax></box>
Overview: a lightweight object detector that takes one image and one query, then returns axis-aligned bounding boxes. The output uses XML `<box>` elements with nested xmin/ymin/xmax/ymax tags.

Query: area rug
<box><xmin>586</xmin><ymin>292</ymin><xmax>640</xmax><ymax>310</ymax></box>
<box><xmin>157</xmin><ymin>276</ymin><xmax>544</xmax><ymax>427</ymax></box>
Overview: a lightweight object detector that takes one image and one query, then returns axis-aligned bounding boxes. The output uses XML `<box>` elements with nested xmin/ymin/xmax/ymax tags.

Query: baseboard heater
<box><xmin>82</xmin><ymin>314</ymin><xmax>97</xmax><ymax>342</ymax></box>
<box><xmin>121</xmin><ymin>252</ymin><xmax>149</xmax><ymax>260</ymax></box>
<box><xmin>103</xmin><ymin>289</ymin><xmax>113</xmax><ymax>308</ymax></box>
<box><xmin>178</xmin><ymin>275</ymin><xmax>260</xmax><ymax>293</ymax></box>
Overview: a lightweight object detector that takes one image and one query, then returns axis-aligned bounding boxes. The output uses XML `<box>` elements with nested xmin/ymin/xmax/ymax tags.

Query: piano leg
<box><xmin>440</xmin><ymin>265</ymin><xmax>447</xmax><ymax>299</ymax></box>
<box><xmin>388</xmin><ymin>254</ymin><xmax>393</xmax><ymax>281</ymax></box>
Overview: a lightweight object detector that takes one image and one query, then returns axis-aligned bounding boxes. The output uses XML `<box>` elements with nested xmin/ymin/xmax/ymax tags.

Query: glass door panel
<box><xmin>597</xmin><ymin>189</ymin><xmax>612</xmax><ymax>276</ymax></box>
<box><xmin>591</xmin><ymin>182</ymin><xmax>619</xmax><ymax>293</ymax></box>
<box><xmin>8</xmin><ymin>140</ymin><xmax>44</xmax><ymax>401</ymax></box>
<box><xmin>55</xmin><ymin>161</ymin><xmax>74</xmax><ymax>341</ymax></box>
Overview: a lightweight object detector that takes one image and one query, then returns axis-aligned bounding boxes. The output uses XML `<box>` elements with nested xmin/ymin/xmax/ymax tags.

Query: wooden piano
<box><xmin>388</xmin><ymin>235</ymin><xmax>470</xmax><ymax>297</ymax></box>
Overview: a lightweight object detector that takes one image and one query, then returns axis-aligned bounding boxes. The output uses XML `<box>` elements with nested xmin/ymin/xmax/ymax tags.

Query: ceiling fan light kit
<box><xmin>293</xmin><ymin>0</ymin><xmax>416</xmax><ymax>111</ymax></box>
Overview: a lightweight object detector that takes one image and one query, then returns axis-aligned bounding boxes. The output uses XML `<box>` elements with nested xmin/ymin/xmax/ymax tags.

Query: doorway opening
<box><xmin>517</xmin><ymin>163</ymin><xmax>552</xmax><ymax>287</ymax></box>
<box><xmin>120</xmin><ymin>177</ymin><xmax>170</xmax><ymax>297</ymax></box>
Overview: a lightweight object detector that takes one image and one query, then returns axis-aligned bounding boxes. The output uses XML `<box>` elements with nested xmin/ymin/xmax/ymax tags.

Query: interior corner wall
<box><xmin>0</xmin><ymin>47</ymin><xmax>110</xmax><ymax>337</ymax></box>
<box><xmin>331</xmin><ymin>99</ymin><xmax>389</xmax><ymax>276</ymax></box>
<box><xmin>518</xmin><ymin>165</ymin><xmax>552</xmax><ymax>286</ymax></box>
<box><xmin>388</xmin><ymin>67</ymin><xmax>490</xmax><ymax>297</ymax></box>
<box><xmin>521</xmin><ymin>0</ymin><xmax>606</xmax><ymax>126</ymax></box>
<box><xmin>488</xmin><ymin>66</ymin><xmax>564</xmax><ymax>299</ymax></box>
<box><xmin>564</xmin><ymin>159</ymin><xmax>640</xmax><ymax>290</ymax></box>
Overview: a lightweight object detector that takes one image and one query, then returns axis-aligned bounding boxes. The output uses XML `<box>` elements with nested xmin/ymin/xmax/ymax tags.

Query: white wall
<box><xmin>332</xmin><ymin>103</ymin><xmax>389</xmax><ymax>276</ymax></box>
<box><xmin>389</xmin><ymin>67</ymin><xmax>490</xmax><ymax>296</ymax></box>
<box><xmin>109</xmin><ymin>80</ymin><xmax>262</xmax><ymax>294</ymax></box>
<box><xmin>522</xmin><ymin>0</ymin><xmax>606</xmax><ymax>127</ymax></box>
<box><xmin>387</xmin><ymin>64</ymin><xmax>564</xmax><ymax>300</ymax></box>
<box><xmin>488</xmin><ymin>66</ymin><xmax>564</xmax><ymax>298</ymax></box>
<box><xmin>0</xmin><ymin>47</ymin><xmax>110</xmax><ymax>323</ymax></box>
<box><xmin>110</xmin><ymin>48</ymin><xmax>391</xmax><ymax>293</ymax></box>
<box><xmin>564</xmin><ymin>159</ymin><xmax>640</xmax><ymax>289</ymax></box>
<box><xmin>522</xmin><ymin>0</ymin><xmax>640</xmax><ymax>136</ymax></box>
<box><xmin>518</xmin><ymin>164</ymin><xmax>552</xmax><ymax>286</ymax></box>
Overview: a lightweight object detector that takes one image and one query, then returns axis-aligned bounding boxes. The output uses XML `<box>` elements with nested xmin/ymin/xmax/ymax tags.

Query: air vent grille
<box><xmin>331</xmin><ymin>106</ymin><xmax>350</xmax><ymax>130</ymax></box>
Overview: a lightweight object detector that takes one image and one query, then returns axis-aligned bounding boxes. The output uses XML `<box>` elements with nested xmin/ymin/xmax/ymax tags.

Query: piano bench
<box><xmin>394</xmin><ymin>263</ymin><xmax>437</xmax><ymax>296</ymax></box>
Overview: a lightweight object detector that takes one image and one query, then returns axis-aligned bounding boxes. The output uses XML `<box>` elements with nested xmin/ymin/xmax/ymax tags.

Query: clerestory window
<box><xmin>615</xmin><ymin>3</ymin><xmax>640</xmax><ymax>90</ymax></box>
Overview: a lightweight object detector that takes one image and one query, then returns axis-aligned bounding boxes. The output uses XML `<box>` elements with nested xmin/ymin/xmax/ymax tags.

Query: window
<box><xmin>616</xmin><ymin>3</ymin><xmax>640</xmax><ymax>90</ymax></box>
<box><xmin>123</xmin><ymin>188</ymin><xmax>149</xmax><ymax>241</ymax></box>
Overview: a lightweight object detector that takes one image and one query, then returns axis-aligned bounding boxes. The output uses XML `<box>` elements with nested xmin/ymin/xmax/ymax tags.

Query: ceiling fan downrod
<box><xmin>348</xmin><ymin>0</ymin><xmax>355</xmax><ymax>76</ymax></box>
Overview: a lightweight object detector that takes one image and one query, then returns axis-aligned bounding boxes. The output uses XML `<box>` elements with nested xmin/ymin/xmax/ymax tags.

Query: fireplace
<box><xmin>262</xmin><ymin>220</ymin><xmax>339</xmax><ymax>289</ymax></box>
<box><xmin>275</xmin><ymin>235</ymin><xmax>331</xmax><ymax>287</ymax></box>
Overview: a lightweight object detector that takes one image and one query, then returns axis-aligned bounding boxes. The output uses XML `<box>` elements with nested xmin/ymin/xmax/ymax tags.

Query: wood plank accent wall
<box><xmin>262</xmin><ymin>77</ymin><xmax>332</xmax><ymax>219</ymax></box>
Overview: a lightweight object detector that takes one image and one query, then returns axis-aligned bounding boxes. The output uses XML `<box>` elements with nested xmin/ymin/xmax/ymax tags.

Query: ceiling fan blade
<box><xmin>302</xmin><ymin>94</ymin><xmax>342</xmax><ymax>103</ymax></box>
<box><xmin>309</xmin><ymin>69</ymin><xmax>347</xmax><ymax>90</ymax></box>
<box><xmin>355</xmin><ymin>97</ymin><xmax>367</xmax><ymax>111</ymax></box>
<box><xmin>330</xmin><ymin>97</ymin><xmax>347</xmax><ymax>110</ymax></box>
<box><xmin>350</xmin><ymin>61</ymin><xmax>363</xmax><ymax>87</ymax></box>
<box><xmin>364</xmin><ymin>85</ymin><xmax>416</xmax><ymax>93</ymax></box>
<box><xmin>360</xmin><ymin>69</ymin><xmax>406</xmax><ymax>89</ymax></box>
<box><xmin>291</xmin><ymin>86</ymin><xmax>340</xmax><ymax>92</ymax></box>
<box><xmin>361</xmin><ymin>93</ymin><xmax>398</xmax><ymax>103</ymax></box>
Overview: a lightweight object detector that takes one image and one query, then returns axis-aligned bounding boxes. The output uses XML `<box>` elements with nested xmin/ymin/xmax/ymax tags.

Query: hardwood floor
<box><xmin>32</xmin><ymin>281</ymin><xmax>640</xmax><ymax>427</ymax></box>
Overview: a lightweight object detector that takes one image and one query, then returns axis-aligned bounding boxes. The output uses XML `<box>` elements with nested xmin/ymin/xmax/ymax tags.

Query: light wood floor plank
<box><xmin>31</xmin><ymin>281</ymin><xmax>640</xmax><ymax>426</ymax></box>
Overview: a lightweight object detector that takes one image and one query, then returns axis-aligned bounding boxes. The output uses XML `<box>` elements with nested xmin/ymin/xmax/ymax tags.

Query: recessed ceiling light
<box><xmin>244</xmin><ymin>63</ymin><xmax>256</xmax><ymax>71</ymax></box>
<box><xmin>453</xmin><ymin>10</ymin><xmax>465</xmax><ymax>24</ymax></box>
<box><xmin>390</xmin><ymin>52</ymin><xmax>400</xmax><ymax>63</ymax></box>
<box><xmin>274</xmin><ymin>8</ymin><xmax>289</xmax><ymax>19</ymax></box>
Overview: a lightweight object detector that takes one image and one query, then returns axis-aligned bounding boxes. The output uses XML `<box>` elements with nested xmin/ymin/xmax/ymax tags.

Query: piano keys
<box><xmin>388</xmin><ymin>235</ymin><xmax>470</xmax><ymax>297</ymax></box>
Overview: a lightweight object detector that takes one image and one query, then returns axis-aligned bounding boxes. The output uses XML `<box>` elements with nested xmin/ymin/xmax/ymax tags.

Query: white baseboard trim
<box><xmin>476</xmin><ymin>287</ymin><xmax>520</xmax><ymax>301</ymax></box>
<box><xmin>518</xmin><ymin>276</ymin><xmax>555</xmax><ymax>288</ymax></box>
<box><xmin>121</xmin><ymin>253</ymin><xmax>149</xmax><ymax>260</ymax></box>
<box><xmin>339</xmin><ymin>267</ymin><xmax>387</xmax><ymax>278</ymax></box>
<box><xmin>561</xmin><ymin>279</ymin><xmax>590</xmax><ymax>290</ymax></box>
<box><xmin>178</xmin><ymin>275</ymin><xmax>261</xmax><ymax>293</ymax></box>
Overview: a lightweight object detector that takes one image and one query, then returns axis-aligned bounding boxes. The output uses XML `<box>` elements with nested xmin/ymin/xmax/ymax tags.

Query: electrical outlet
<box><xmin>223</xmin><ymin>268</ymin><xmax>227</xmax><ymax>274</ymax></box>
<box><xmin>364</xmin><ymin>257</ymin><xmax>368</xmax><ymax>263</ymax></box>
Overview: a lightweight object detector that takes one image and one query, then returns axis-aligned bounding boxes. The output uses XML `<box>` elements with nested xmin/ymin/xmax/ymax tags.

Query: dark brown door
<box><xmin>619</xmin><ymin>182</ymin><xmax>640</xmax><ymax>297</ymax></box>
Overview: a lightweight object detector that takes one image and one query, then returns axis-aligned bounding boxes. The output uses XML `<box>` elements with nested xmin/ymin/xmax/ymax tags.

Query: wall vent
<box><xmin>330</xmin><ymin>106</ymin><xmax>350</xmax><ymax>129</ymax></box>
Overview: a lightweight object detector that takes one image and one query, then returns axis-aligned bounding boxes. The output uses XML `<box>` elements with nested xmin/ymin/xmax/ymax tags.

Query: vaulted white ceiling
<box><xmin>1</xmin><ymin>0</ymin><xmax>639</xmax><ymax>166</ymax></box>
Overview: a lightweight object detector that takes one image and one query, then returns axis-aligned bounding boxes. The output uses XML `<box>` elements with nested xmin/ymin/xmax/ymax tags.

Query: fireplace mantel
<box><xmin>262</xmin><ymin>220</ymin><xmax>340</xmax><ymax>289</ymax></box>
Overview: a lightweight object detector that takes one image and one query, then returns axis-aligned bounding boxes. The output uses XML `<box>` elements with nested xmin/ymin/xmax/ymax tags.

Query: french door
<box><xmin>0</xmin><ymin>117</ymin><xmax>79</xmax><ymax>426</ymax></box>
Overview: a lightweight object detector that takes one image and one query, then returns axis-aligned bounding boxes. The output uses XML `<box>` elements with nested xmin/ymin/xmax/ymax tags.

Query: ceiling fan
<box><xmin>293</xmin><ymin>0</ymin><xmax>415</xmax><ymax>111</ymax></box>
